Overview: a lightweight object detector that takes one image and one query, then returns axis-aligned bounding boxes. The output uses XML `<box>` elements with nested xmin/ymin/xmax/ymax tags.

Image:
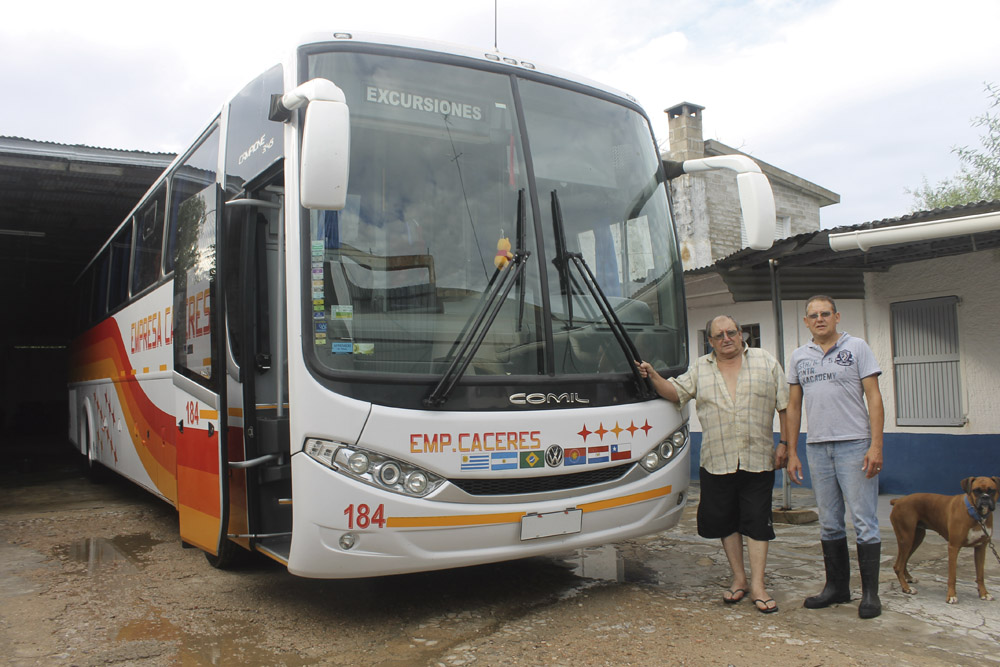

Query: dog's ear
<box><xmin>993</xmin><ymin>476</ymin><xmax>1000</xmax><ymax>491</ymax></box>
<box><xmin>960</xmin><ymin>477</ymin><xmax>975</xmax><ymax>494</ymax></box>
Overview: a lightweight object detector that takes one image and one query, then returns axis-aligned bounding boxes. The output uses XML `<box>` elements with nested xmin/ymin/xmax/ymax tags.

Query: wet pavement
<box><xmin>1</xmin><ymin>463</ymin><xmax>998</xmax><ymax>665</ymax></box>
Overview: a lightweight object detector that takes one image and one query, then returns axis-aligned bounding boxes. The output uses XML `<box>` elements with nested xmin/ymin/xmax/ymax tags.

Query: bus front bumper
<box><xmin>285</xmin><ymin>449</ymin><xmax>690</xmax><ymax>578</ymax></box>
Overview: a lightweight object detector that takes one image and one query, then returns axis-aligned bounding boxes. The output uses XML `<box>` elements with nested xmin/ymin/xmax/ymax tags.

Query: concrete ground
<box><xmin>1</xmin><ymin>458</ymin><xmax>998</xmax><ymax>665</ymax></box>
<box><xmin>739</xmin><ymin>481</ymin><xmax>1000</xmax><ymax>658</ymax></box>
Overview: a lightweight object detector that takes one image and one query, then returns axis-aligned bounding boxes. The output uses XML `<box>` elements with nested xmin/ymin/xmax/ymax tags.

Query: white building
<box><xmin>681</xmin><ymin>202</ymin><xmax>1000</xmax><ymax>495</ymax></box>
<box><xmin>662</xmin><ymin>103</ymin><xmax>1000</xmax><ymax>495</ymax></box>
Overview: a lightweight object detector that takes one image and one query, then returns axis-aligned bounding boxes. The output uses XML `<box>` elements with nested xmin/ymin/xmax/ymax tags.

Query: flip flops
<box><xmin>753</xmin><ymin>598</ymin><xmax>779</xmax><ymax>614</ymax></box>
<box><xmin>723</xmin><ymin>588</ymin><xmax>747</xmax><ymax>604</ymax></box>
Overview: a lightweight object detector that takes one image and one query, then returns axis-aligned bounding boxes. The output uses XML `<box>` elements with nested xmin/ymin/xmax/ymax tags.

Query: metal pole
<box><xmin>769</xmin><ymin>259</ymin><xmax>790</xmax><ymax>510</ymax></box>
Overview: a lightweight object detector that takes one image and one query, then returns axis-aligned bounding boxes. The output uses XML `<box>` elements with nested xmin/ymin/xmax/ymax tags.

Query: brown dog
<box><xmin>889</xmin><ymin>476</ymin><xmax>999</xmax><ymax>604</ymax></box>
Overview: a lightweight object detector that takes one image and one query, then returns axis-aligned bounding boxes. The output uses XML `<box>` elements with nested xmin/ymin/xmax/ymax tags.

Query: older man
<box><xmin>638</xmin><ymin>315</ymin><xmax>788</xmax><ymax>614</ymax></box>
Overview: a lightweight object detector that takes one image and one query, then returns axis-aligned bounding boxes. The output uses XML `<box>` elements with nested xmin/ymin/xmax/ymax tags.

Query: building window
<box><xmin>890</xmin><ymin>296</ymin><xmax>964</xmax><ymax>426</ymax></box>
<box><xmin>701</xmin><ymin>323</ymin><xmax>761</xmax><ymax>355</ymax></box>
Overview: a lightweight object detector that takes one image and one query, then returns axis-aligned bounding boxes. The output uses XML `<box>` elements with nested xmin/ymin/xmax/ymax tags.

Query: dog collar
<box><xmin>965</xmin><ymin>496</ymin><xmax>980</xmax><ymax>520</ymax></box>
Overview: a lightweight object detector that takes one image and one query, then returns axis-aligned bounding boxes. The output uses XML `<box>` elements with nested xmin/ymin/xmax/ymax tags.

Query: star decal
<box><xmin>611</xmin><ymin>421</ymin><xmax>624</xmax><ymax>438</ymax></box>
<box><xmin>595</xmin><ymin>422</ymin><xmax>609</xmax><ymax>441</ymax></box>
<box><xmin>626</xmin><ymin>420</ymin><xmax>639</xmax><ymax>437</ymax></box>
<box><xmin>640</xmin><ymin>419</ymin><xmax>653</xmax><ymax>436</ymax></box>
<box><xmin>578</xmin><ymin>424</ymin><xmax>592</xmax><ymax>442</ymax></box>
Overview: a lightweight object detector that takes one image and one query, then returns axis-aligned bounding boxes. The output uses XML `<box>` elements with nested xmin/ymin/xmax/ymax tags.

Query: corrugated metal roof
<box><xmin>0</xmin><ymin>137</ymin><xmax>174</xmax><ymax>345</ymax></box>
<box><xmin>687</xmin><ymin>199</ymin><xmax>1000</xmax><ymax>302</ymax></box>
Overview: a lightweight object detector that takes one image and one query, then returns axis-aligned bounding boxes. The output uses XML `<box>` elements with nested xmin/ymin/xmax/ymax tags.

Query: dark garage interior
<box><xmin>0</xmin><ymin>137</ymin><xmax>173</xmax><ymax>471</ymax></box>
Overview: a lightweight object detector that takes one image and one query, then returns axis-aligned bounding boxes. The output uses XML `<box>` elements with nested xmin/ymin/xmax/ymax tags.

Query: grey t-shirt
<box><xmin>787</xmin><ymin>332</ymin><xmax>881</xmax><ymax>443</ymax></box>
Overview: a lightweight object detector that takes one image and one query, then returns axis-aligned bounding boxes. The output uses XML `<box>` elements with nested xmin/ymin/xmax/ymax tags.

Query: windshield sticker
<box><xmin>312</xmin><ymin>241</ymin><xmax>325</xmax><ymax>345</ymax></box>
<box><xmin>365</xmin><ymin>85</ymin><xmax>483</xmax><ymax>121</ymax></box>
<box><xmin>332</xmin><ymin>305</ymin><xmax>353</xmax><ymax>320</ymax></box>
<box><xmin>332</xmin><ymin>342</ymin><xmax>353</xmax><ymax>355</ymax></box>
<box><xmin>354</xmin><ymin>343</ymin><xmax>375</xmax><ymax>355</ymax></box>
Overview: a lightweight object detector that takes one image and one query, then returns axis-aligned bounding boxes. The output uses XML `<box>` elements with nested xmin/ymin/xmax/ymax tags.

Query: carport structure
<box><xmin>0</xmin><ymin>137</ymin><xmax>173</xmax><ymax>459</ymax></box>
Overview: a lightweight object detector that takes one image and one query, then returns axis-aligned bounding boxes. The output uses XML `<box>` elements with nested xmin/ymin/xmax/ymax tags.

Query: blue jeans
<box><xmin>806</xmin><ymin>439</ymin><xmax>880</xmax><ymax>545</ymax></box>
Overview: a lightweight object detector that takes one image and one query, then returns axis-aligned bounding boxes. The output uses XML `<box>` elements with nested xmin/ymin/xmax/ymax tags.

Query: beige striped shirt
<box><xmin>668</xmin><ymin>346</ymin><xmax>789</xmax><ymax>475</ymax></box>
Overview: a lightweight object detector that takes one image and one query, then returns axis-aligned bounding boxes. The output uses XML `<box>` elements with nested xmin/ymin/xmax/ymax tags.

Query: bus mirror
<box><xmin>300</xmin><ymin>100</ymin><xmax>350</xmax><ymax>210</ymax></box>
<box><xmin>736</xmin><ymin>171</ymin><xmax>776</xmax><ymax>250</ymax></box>
<box><xmin>681</xmin><ymin>155</ymin><xmax>776</xmax><ymax>250</ymax></box>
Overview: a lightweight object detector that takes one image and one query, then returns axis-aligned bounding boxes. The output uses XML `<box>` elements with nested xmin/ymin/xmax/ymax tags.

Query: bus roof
<box><xmin>294</xmin><ymin>31</ymin><xmax>637</xmax><ymax>105</ymax></box>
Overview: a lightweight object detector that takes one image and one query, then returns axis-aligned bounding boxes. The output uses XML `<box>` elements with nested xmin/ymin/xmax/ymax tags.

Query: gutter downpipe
<box><xmin>769</xmin><ymin>259</ymin><xmax>791</xmax><ymax>509</ymax></box>
<box><xmin>829</xmin><ymin>210</ymin><xmax>1000</xmax><ymax>252</ymax></box>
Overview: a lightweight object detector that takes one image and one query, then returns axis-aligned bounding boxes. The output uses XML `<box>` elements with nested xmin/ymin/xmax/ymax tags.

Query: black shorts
<box><xmin>696</xmin><ymin>467</ymin><xmax>775</xmax><ymax>541</ymax></box>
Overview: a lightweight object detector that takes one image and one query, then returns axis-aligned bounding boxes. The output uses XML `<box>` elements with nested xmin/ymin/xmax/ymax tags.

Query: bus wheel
<box><xmin>84</xmin><ymin>433</ymin><xmax>106</xmax><ymax>483</ymax></box>
<box><xmin>204</xmin><ymin>538</ymin><xmax>243</xmax><ymax>569</ymax></box>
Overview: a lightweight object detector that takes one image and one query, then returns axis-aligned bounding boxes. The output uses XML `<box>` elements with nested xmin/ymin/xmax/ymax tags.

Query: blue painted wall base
<box><xmin>688</xmin><ymin>432</ymin><xmax>999</xmax><ymax>496</ymax></box>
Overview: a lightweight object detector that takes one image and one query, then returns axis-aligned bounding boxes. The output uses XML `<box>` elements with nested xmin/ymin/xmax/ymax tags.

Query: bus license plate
<box><xmin>520</xmin><ymin>509</ymin><xmax>582</xmax><ymax>540</ymax></box>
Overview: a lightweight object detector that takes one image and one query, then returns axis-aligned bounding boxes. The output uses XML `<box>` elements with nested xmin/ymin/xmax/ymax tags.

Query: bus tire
<box><xmin>204</xmin><ymin>537</ymin><xmax>243</xmax><ymax>570</ymax></box>
<box><xmin>83</xmin><ymin>423</ymin><xmax>107</xmax><ymax>484</ymax></box>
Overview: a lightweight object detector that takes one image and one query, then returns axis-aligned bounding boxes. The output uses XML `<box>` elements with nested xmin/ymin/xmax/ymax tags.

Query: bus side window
<box><xmin>131</xmin><ymin>186</ymin><xmax>166</xmax><ymax>296</ymax></box>
<box><xmin>107</xmin><ymin>220</ymin><xmax>133</xmax><ymax>313</ymax></box>
<box><xmin>74</xmin><ymin>264</ymin><xmax>94</xmax><ymax>334</ymax></box>
<box><xmin>91</xmin><ymin>249</ymin><xmax>110</xmax><ymax>322</ymax></box>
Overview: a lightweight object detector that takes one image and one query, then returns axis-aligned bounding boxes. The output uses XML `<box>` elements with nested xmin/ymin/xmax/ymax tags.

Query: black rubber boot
<box><xmin>804</xmin><ymin>537</ymin><xmax>852</xmax><ymax>609</ymax></box>
<box><xmin>857</xmin><ymin>542</ymin><xmax>882</xmax><ymax>619</ymax></box>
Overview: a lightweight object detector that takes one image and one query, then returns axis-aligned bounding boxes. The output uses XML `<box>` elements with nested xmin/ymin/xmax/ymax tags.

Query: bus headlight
<box><xmin>348</xmin><ymin>451</ymin><xmax>370</xmax><ymax>475</ymax></box>
<box><xmin>642</xmin><ymin>451</ymin><xmax>661</xmax><ymax>470</ymax></box>
<box><xmin>304</xmin><ymin>438</ymin><xmax>444</xmax><ymax>498</ymax></box>
<box><xmin>404</xmin><ymin>471</ymin><xmax>428</xmax><ymax>495</ymax></box>
<box><xmin>378</xmin><ymin>462</ymin><xmax>402</xmax><ymax>487</ymax></box>
<box><xmin>639</xmin><ymin>425</ymin><xmax>689</xmax><ymax>472</ymax></box>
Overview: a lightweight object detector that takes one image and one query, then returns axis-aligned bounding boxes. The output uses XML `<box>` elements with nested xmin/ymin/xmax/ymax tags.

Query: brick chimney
<box><xmin>665</xmin><ymin>102</ymin><xmax>705</xmax><ymax>161</ymax></box>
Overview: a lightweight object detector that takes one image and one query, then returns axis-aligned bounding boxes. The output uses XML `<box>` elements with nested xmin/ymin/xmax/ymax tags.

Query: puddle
<box><xmin>558</xmin><ymin>544</ymin><xmax>658</xmax><ymax>585</ymax></box>
<box><xmin>117</xmin><ymin>614</ymin><xmax>312</xmax><ymax>666</ymax></box>
<box><xmin>55</xmin><ymin>533</ymin><xmax>164</xmax><ymax>575</ymax></box>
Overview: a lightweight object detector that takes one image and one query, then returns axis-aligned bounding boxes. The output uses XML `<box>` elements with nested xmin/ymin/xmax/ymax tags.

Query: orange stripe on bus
<box><xmin>387</xmin><ymin>511</ymin><xmax>526</xmax><ymax>529</ymax></box>
<box><xmin>578</xmin><ymin>486</ymin><xmax>672</xmax><ymax>513</ymax></box>
<box><xmin>385</xmin><ymin>485</ymin><xmax>672</xmax><ymax>529</ymax></box>
<box><xmin>200</xmin><ymin>409</ymin><xmax>219</xmax><ymax>420</ymax></box>
<box><xmin>228</xmin><ymin>407</ymin><xmax>243</xmax><ymax>418</ymax></box>
<box><xmin>177</xmin><ymin>505</ymin><xmax>221</xmax><ymax>553</ymax></box>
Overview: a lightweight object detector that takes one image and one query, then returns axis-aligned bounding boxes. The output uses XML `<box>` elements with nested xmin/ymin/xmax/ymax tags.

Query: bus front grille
<box><xmin>447</xmin><ymin>463</ymin><xmax>633</xmax><ymax>496</ymax></box>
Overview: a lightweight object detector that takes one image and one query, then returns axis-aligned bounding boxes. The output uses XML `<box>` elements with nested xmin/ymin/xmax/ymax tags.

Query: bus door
<box><xmin>224</xmin><ymin>180</ymin><xmax>292</xmax><ymax>561</ymax></box>
<box><xmin>170</xmin><ymin>131</ymin><xmax>229</xmax><ymax>557</ymax></box>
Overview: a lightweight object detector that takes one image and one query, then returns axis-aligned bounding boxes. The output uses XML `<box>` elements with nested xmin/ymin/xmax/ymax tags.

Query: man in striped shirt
<box><xmin>638</xmin><ymin>315</ymin><xmax>788</xmax><ymax>614</ymax></box>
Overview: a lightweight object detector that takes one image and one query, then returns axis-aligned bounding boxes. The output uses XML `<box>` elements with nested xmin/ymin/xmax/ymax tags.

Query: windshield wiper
<box><xmin>424</xmin><ymin>192</ymin><xmax>530</xmax><ymax>408</ymax></box>
<box><xmin>550</xmin><ymin>190</ymin><xmax>655</xmax><ymax>399</ymax></box>
<box><xmin>550</xmin><ymin>192</ymin><xmax>600</xmax><ymax>327</ymax></box>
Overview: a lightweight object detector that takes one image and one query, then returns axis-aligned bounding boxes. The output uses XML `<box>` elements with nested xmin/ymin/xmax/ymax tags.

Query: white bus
<box><xmin>68</xmin><ymin>32</ymin><xmax>774</xmax><ymax>577</ymax></box>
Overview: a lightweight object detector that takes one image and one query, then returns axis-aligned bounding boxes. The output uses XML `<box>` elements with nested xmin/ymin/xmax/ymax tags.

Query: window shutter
<box><xmin>890</xmin><ymin>297</ymin><xmax>963</xmax><ymax>426</ymax></box>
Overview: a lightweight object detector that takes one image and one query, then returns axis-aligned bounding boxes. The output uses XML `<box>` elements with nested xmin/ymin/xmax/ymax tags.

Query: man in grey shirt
<box><xmin>785</xmin><ymin>295</ymin><xmax>885</xmax><ymax>619</ymax></box>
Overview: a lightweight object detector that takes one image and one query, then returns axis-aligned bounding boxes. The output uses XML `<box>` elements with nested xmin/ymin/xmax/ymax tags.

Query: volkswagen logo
<box><xmin>545</xmin><ymin>445</ymin><xmax>564</xmax><ymax>467</ymax></box>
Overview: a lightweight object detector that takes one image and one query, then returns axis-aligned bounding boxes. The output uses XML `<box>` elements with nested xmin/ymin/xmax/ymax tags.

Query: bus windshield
<box><xmin>306</xmin><ymin>51</ymin><xmax>685</xmax><ymax>380</ymax></box>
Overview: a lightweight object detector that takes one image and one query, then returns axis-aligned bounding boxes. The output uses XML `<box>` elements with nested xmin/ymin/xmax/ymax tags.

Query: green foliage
<box><xmin>908</xmin><ymin>83</ymin><xmax>1000</xmax><ymax>211</ymax></box>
